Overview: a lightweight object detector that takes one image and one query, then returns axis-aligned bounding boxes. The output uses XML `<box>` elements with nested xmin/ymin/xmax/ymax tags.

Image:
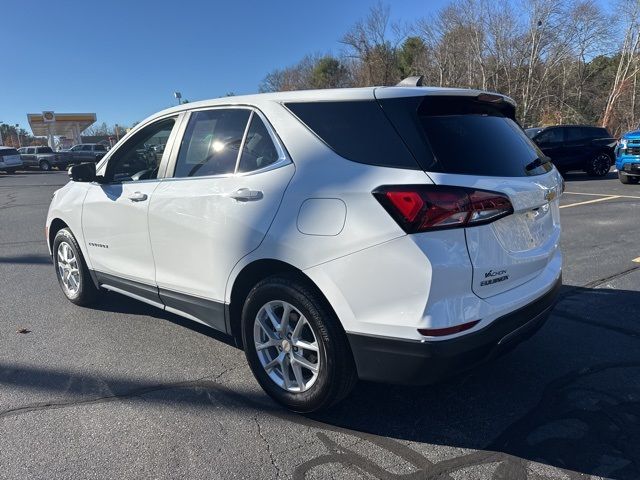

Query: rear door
<box><xmin>148</xmin><ymin>107</ymin><xmax>294</xmax><ymax>330</ymax></box>
<box><xmin>23</xmin><ymin>147</ymin><xmax>37</xmax><ymax>166</ymax></box>
<box><xmin>378</xmin><ymin>92</ymin><xmax>563</xmax><ymax>299</ymax></box>
<box><xmin>564</xmin><ymin>127</ymin><xmax>593</xmax><ymax>168</ymax></box>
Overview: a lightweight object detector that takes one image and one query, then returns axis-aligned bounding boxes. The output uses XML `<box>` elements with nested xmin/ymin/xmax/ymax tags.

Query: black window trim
<box><xmin>164</xmin><ymin>105</ymin><xmax>291</xmax><ymax>181</ymax></box>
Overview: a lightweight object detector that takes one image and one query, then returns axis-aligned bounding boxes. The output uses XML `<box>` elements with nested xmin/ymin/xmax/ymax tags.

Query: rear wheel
<box><xmin>619</xmin><ymin>171</ymin><xmax>640</xmax><ymax>184</ymax></box>
<box><xmin>53</xmin><ymin>228</ymin><xmax>100</xmax><ymax>306</ymax></box>
<box><xmin>241</xmin><ymin>275</ymin><xmax>357</xmax><ymax>412</ymax></box>
<box><xmin>586</xmin><ymin>153</ymin><xmax>611</xmax><ymax>177</ymax></box>
<box><xmin>39</xmin><ymin>160</ymin><xmax>51</xmax><ymax>171</ymax></box>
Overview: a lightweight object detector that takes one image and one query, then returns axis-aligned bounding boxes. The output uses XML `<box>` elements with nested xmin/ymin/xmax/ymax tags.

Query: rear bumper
<box><xmin>347</xmin><ymin>275</ymin><xmax>561</xmax><ymax>385</ymax></box>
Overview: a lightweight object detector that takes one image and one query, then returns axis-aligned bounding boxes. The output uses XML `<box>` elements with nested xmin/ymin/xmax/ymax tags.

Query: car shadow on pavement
<box><xmin>1</xmin><ymin>285</ymin><xmax>638</xmax><ymax>479</ymax></box>
<box><xmin>0</xmin><ymin>254</ymin><xmax>52</xmax><ymax>264</ymax></box>
<box><xmin>91</xmin><ymin>291</ymin><xmax>237</xmax><ymax>348</ymax></box>
<box><xmin>563</xmin><ymin>171</ymin><xmax>618</xmax><ymax>182</ymax></box>
<box><xmin>306</xmin><ymin>284</ymin><xmax>640</xmax><ymax>479</ymax></box>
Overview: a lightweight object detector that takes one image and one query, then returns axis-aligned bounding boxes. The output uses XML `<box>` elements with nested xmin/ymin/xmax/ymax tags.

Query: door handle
<box><xmin>128</xmin><ymin>192</ymin><xmax>148</xmax><ymax>202</ymax></box>
<box><xmin>229</xmin><ymin>188</ymin><xmax>263</xmax><ymax>202</ymax></box>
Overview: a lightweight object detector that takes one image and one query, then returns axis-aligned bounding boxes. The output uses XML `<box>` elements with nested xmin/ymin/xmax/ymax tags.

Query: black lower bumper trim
<box><xmin>347</xmin><ymin>275</ymin><xmax>562</xmax><ymax>385</ymax></box>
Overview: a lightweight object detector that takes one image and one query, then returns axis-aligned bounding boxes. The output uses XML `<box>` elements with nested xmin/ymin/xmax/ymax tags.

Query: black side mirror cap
<box><xmin>68</xmin><ymin>162</ymin><xmax>96</xmax><ymax>182</ymax></box>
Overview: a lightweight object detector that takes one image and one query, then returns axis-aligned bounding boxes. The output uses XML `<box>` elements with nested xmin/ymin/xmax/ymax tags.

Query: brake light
<box><xmin>373</xmin><ymin>185</ymin><xmax>513</xmax><ymax>233</ymax></box>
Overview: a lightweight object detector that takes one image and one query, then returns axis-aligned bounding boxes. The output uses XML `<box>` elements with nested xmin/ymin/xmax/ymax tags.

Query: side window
<box><xmin>81</xmin><ymin>145</ymin><xmax>93</xmax><ymax>151</ymax></box>
<box><xmin>104</xmin><ymin>117</ymin><xmax>176</xmax><ymax>183</ymax></box>
<box><xmin>173</xmin><ymin>109</ymin><xmax>250</xmax><ymax>178</ymax></box>
<box><xmin>536</xmin><ymin>128</ymin><xmax>563</xmax><ymax>144</ymax></box>
<box><xmin>95</xmin><ymin>144</ymin><xmax>106</xmax><ymax>151</ymax></box>
<box><xmin>70</xmin><ymin>145</ymin><xmax>81</xmax><ymax>151</ymax></box>
<box><xmin>27</xmin><ymin>147</ymin><xmax>36</xmax><ymax>154</ymax></box>
<box><xmin>237</xmin><ymin>114</ymin><xmax>280</xmax><ymax>173</ymax></box>
<box><xmin>566</xmin><ymin>127</ymin><xmax>590</xmax><ymax>142</ymax></box>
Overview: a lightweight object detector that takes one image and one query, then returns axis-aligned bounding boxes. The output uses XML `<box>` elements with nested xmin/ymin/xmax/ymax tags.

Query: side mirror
<box><xmin>68</xmin><ymin>162</ymin><xmax>96</xmax><ymax>182</ymax></box>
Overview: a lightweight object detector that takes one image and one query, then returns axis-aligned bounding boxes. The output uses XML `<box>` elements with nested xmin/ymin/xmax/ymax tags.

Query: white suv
<box><xmin>46</xmin><ymin>85</ymin><xmax>563</xmax><ymax>412</ymax></box>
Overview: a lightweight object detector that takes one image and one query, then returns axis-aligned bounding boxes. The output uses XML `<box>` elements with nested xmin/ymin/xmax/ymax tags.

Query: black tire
<box><xmin>586</xmin><ymin>153</ymin><xmax>611</xmax><ymax>177</ymax></box>
<box><xmin>52</xmin><ymin>228</ymin><xmax>100</xmax><ymax>306</ymax></box>
<box><xmin>619</xmin><ymin>171</ymin><xmax>640</xmax><ymax>184</ymax></box>
<box><xmin>39</xmin><ymin>160</ymin><xmax>51</xmax><ymax>171</ymax></box>
<box><xmin>241</xmin><ymin>274</ymin><xmax>357</xmax><ymax>413</ymax></box>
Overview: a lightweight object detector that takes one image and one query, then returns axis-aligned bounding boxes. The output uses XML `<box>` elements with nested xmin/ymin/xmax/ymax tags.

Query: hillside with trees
<box><xmin>260</xmin><ymin>0</ymin><xmax>640</xmax><ymax>136</ymax></box>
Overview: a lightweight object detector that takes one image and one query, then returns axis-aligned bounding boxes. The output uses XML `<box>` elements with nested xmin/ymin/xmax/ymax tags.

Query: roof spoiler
<box><xmin>396</xmin><ymin>75</ymin><xmax>424</xmax><ymax>87</ymax></box>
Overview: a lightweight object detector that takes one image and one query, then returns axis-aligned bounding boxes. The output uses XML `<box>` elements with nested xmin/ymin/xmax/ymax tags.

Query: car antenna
<box><xmin>396</xmin><ymin>75</ymin><xmax>424</xmax><ymax>87</ymax></box>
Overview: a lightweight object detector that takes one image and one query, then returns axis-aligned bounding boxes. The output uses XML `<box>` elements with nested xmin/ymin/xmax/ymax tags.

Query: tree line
<box><xmin>260</xmin><ymin>0</ymin><xmax>640</xmax><ymax>136</ymax></box>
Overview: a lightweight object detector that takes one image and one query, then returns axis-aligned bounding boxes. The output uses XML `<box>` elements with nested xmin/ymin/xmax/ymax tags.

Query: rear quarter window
<box><xmin>0</xmin><ymin>149</ymin><xmax>19</xmax><ymax>157</ymax></box>
<box><xmin>285</xmin><ymin>101</ymin><xmax>420</xmax><ymax>170</ymax></box>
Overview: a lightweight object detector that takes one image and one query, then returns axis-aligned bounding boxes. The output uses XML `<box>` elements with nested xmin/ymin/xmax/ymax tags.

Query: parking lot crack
<box><xmin>0</xmin><ymin>373</ymin><xmax>220</xmax><ymax>421</ymax></box>
<box><xmin>254</xmin><ymin>414</ymin><xmax>282</xmax><ymax>479</ymax></box>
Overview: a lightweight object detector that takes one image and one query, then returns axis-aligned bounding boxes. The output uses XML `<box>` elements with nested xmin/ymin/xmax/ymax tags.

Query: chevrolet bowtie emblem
<box><xmin>544</xmin><ymin>189</ymin><xmax>557</xmax><ymax>202</ymax></box>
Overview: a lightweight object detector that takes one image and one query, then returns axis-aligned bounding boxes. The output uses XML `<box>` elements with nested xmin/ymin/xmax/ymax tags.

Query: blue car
<box><xmin>615</xmin><ymin>130</ymin><xmax>640</xmax><ymax>184</ymax></box>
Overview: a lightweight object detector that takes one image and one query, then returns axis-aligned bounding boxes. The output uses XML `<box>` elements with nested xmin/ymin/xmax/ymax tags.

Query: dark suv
<box><xmin>526</xmin><ymin>125</ymin><xmax>616</xmax><ymax>176</ymax></box>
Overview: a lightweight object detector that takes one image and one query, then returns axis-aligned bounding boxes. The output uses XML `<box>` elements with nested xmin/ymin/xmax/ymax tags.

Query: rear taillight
<box><xmin>373</xmin><ymin>185</ymin><xmax>513</xmax><ymax>233</ymax></box>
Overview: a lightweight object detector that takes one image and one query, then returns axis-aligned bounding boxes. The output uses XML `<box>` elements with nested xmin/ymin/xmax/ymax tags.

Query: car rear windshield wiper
<box><xmin>525</xmin><ymin>156</ymin><xmax>551</xmax><ymax>172</ymax></box>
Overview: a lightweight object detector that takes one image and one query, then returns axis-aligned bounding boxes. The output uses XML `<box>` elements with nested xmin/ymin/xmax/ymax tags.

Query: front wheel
<box><xmin>39</xmin><ymin>160</ymin><xmax>51</xmax><ymax>171</ymax></box>
<box><xmin>241</xmin><ymin>275</ymin><xmax>357</xmax><ymax>412</ymax></box>
<box><xmin>53</xmin><ymin>228</ymin><xmax>100</xmax><ymax>306</ymax></box>
<box><xmin>619</xmin><ymin>171</ymin><xmax>640</xmax><ymax>184</ymax></box>
<box><xmin>586</xmin><ymin>153</ymin><xmax>611</xmax><ymax>177</ymax></box>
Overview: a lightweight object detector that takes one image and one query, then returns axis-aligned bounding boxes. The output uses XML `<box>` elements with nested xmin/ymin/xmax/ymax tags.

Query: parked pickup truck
<box><xmin>65</xmin><ymin>143</ymin><xmax>108</xmax><ymax>164</ymax></box>
<box><xmin>18</xmin><ymin>146</ymin><xmax>71</xmax><ymax>171</ymax></box>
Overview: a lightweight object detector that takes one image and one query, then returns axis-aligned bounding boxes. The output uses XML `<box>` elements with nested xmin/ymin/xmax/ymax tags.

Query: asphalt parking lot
<box><xmin>1</xmin><ymin>169</ymin><xmax>639</xmax><ymax>480</ymax></box>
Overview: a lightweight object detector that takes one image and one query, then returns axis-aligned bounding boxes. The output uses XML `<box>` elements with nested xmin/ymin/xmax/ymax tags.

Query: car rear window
<box><xmin>285</xmin><ymin>100</ymin><xmax>420</xmax><ymax>170</ymax></box>
<box><xmin>0</xmin><ymin>148</ymin><xmax>19</xmax><ymax>157</ymax></box>
<box><xmin>380</xmin><ymin>95</ymin><xmax>552</xmax><ymax>177</ymax></box>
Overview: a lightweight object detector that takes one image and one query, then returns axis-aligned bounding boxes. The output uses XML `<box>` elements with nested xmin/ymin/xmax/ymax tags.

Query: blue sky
<box><xmin>1</xmin><ymin>0</ymin><xmax>450</xmax><ymax>131</ymax></box>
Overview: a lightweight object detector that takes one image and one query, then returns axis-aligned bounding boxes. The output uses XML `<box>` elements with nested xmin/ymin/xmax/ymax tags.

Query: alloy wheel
<box><xmin>253</xmin><ymin>300</ymin><xmax>320</xmax><ymax>393</ymax></box>
<box><xmin>592</xmin><ymin>155</ymin><xmax>610</xmax><ymax>176</ymax></box>
<box><xmin>56</xmin><ymin>241</ymin><xmax>81</xmax><ymax>296</ymax></box>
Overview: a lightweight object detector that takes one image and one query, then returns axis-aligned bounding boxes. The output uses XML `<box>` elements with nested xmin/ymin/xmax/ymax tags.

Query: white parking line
<box><xmin>565</xmin><ymin>191</ymin><xmax>640</xmax><ymax>200</ymax></box>
<box><xmin>559</xmin><ymin>195</ymin><xmax>621</xmax><ymax>209</ymax></box>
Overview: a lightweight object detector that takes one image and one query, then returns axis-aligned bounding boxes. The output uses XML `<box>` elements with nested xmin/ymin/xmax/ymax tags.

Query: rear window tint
<box><xmin>285</xmin><ymin>101</ymin><xmax>419</xmax><ymax>170</ymax></box>
<box><xmin>37</xmin><ymin>147</ymin><xmax>53</xmax><ymax>153</ymax></box>
<box><xmin>0</xmin><ymin>149</ymin><xmax>19</xmax><ymax>156</ymax></box>
<box><xmin>382</xmin><ymin>96</ymin><xmax>551</xmax><ymax>177</ymax></box>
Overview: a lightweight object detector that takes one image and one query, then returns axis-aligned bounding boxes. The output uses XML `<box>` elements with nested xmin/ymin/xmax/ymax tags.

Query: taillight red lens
<box><xmin>373</xmin><ymin>185</ymin><xmax>513</xmax><ymax>233</ymax></box>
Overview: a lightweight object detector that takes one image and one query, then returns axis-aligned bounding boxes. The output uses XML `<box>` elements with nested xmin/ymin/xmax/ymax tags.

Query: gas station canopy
<box><xmin>27</xmin><ymin>112</ymin><xmax>96</xmax><ymax>148</ymax></box>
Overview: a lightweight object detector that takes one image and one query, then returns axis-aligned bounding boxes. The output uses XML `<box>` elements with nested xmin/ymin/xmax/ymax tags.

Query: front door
<box><xmin>148</xmin><ymin>108</ymin><xmax>294</xmax><ymax>330</ymax></box>
<box><xmin>81</xmin><ymin>116</ymin><xmax>181</xmax><ymax>293</ymax></box>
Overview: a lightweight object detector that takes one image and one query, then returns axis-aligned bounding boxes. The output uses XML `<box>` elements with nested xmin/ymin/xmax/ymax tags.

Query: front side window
<box><xmin>173</xmin><ymin>109</ymin><xmax>250</xmax><ymax>178</ymax></box>
<box><xmin>536</xmin><ymin>128</ymin><xmax>563</xmax><ymax>144</ymax></box>
<box><xmin>237</xmin><ymin>115</ymin><xmax>280</xmax><ymax>173</ymax></box>
<box><xmin>95</xmin><ymin>144</ymin><xmax>106</xmax><ymax>151</ymax></box>
<box><xmin>70</xmin><ymin>145</ymin><xmax>81</xmax><ymax>151</ymax></box>
<box><xmin>81</xmin><ymin>145</ymin><xmax>93</xmax><ymax>151</ymax></box>
<box><xmin>103</xmin><ymin>117</ymin><xmax>176</xmax><ymax>183</ymax></box>
<box><xmin>27</xmin><ymin>147</ymin><xmax>36</xmax><ymax>154</ymax></box>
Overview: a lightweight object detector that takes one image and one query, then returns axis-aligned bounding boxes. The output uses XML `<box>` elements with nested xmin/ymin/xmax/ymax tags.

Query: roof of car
<box><xmin>0</xmin><ymin>146</ymin><xmax>17</xmax><ymax>150</ymax></box>
<box><xmin>144</xmin><ymin>86</ymin><xmax>515</xmax><ymax>125</ymax></box>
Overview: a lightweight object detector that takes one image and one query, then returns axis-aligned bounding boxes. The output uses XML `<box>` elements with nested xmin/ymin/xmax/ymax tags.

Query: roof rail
<box><xmin>396</xmin><ymin>75</ymin><xmax>424</xmax><ymax>87</ymax></box>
